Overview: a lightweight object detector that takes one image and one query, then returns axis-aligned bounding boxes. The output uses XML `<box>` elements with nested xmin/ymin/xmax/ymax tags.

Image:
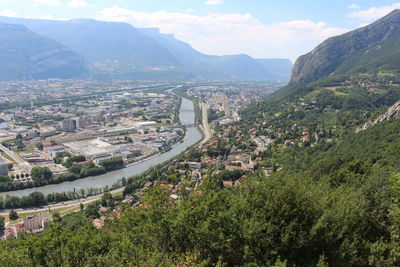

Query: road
<box><xmin>0</xmin><ymin>143</ymin><xmax>26</xmax><ymax>165</ymax></box>
<box><xmin>199</xmin><ymin>102</ymin><xmax>212</xmax><ymax>145</ymax></box>
<box><xmin>0</xmin><ymin>187</ymin><xmax>125</xmax><ymax>217</ymax></box>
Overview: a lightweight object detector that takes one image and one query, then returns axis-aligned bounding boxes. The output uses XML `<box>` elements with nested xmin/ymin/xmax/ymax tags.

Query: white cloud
<box><xmin>348</xmin><ymin>2</ymin><xmax>400</xmax><ymax>21</ymax></box>
<box><xmin>205</xmin><ymin>0</ymin><xmax>224</xmax><ymax>5</ymax></box>
<box><xmin>67</xmin><ymin>0</ymin><xmax>94</xmax><ymax>8</ymax></box>
<box><xmin>0</xmin><ymin>0</ymin><xmax>10</xmax><ymax>4</ymax></box>
<box><xmin>0</xmin><ymin>9</ymin><xmax>17</xmax><ymax>17</ymax></box>
<box><xmin>39</xmin><ymin>14</ymin><xmax>54</xmax><ymax>20</ymax></box>
<box><xmin>97</xmin><ymin>6</ymin><xmax>347</xmax><ymax>61</ymax></box>
<box><xmin>348</xmin><ymin>4</ymin><xmax>360</xmax><ymax>9</ymax></box>
<box><xmin>32</xmin><ymin>0</ymin><xmax>61</xmax><ymax>6</ymax></box>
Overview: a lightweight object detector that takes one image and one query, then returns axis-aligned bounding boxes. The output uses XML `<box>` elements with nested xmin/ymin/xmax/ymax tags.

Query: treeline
<box><xmin>100</xmin><ymin>158</ymin><xmax>124</xmax><ymax>171</ymax></box>
<box><xmin>0</xmin><ymin>153</ymin><xmax>185</xmax><ymax>209</ymax></box>
<box><xmin>1</xmin><ymin>165</ymin><xmax>399</xmax><ymax>265</ymax></box>
<box><xmin>0</xmin><ymin>158</ymin><xmax>126</xmax><ymax>193</ymax></box>
<box><xmin>0</xmin><ymin>183</ymin><xmax>122</xmax><ymax>210</ymax></box>
<box><xmin>0</xmin><ymin>167</ymin><xmax>104</xmax><ymax>193</ymax></box>
<box><xmin>1</xmin><ymin>83</ymin><xmax>400</xmax><ymax>264</ymax></box>
<box><xmin>174</xmin><ymin>95</ymin><xmax>182</xmax><ymax>123</ymax></box>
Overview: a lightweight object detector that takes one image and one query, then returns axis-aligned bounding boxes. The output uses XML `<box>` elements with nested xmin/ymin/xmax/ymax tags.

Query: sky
<box><xmin>1</xmin><ymin>1</ymin><xmax>400</xmax><ymax>61</ymax></box>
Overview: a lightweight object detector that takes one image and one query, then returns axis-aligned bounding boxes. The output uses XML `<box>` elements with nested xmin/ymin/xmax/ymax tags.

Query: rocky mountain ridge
<box><xmin>291</xmin><ymin>9</ymin><xmax>400</xmax><ymax>84</ymax></box>
<box><xmin>356</xmin><ymin>100</ymin><xmax>400</xmax><ymax>132</ymax></box>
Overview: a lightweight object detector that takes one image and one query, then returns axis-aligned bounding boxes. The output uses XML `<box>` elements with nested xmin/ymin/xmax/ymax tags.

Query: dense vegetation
<box><xmin>1</xmin><ymin>92</ymin><xmax>400</xmax><ymax>265</ymax></box>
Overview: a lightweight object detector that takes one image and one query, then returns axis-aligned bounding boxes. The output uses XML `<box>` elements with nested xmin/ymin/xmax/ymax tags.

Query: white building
<box><xmin>23</xmin><ymin>213</ymin><xmax>52</xmax><ymax>231</ymax></box>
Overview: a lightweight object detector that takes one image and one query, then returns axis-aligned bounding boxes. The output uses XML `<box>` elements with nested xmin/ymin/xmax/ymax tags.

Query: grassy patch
<box><xmin>15</xmin><ymin>150</ymin><xmax>36</xmax><ymax>155</ymax></box>
<box><xmin>1</xmin><ymin>152</ymin><xmax>15</xmax><ymax>163</ymax></box>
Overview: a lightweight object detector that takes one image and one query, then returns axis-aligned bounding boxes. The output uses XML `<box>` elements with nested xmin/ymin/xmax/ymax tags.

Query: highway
<box><xmin>0</xmin><ymin>187</ymin><xmax>125</xmax><ymax>217</ymax></box>
<box><xmin>199</xmin><ymin>102</ymin><xmax>212</xmax><ymax>145</ymax></box>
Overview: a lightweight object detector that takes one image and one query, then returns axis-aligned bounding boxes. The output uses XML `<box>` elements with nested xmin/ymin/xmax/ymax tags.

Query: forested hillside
<box><xmin>0</xmin><ymin>115</ymin><xmax>399</xmax><ymax>266</ymax></box>
<box><xmin>1</xmin><ymin>69</ymin><xmax>400</xmax><ymax>266</ymax></box>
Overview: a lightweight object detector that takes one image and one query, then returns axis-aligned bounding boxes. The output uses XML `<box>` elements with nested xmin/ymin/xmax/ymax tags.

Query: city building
<box><xmin>44</xmin><ymin>145</ymin><xmax>66</xmax><ymax>158</ymax></box>
<box><xmin>3</xmin><ymin>227</ymin><xmax>16</xmax><ymax>239</ymax></box>
<box><xmin>61</xmin><ymin>119</ymin><xmax>76</xmax><ymax>132</ymax></box>
<box><xmin>23</xmin><ymin>213</ymin><xmax>52</xmax><ymax>231</ymax></box>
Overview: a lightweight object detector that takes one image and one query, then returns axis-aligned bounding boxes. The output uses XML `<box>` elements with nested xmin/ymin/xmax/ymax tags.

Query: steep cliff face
<box><xmin>0</xmin><ymin>22</ymin><xmax>87</xmax><ymax>80</ymax></box>
<box><xmin>356</xmin><ymin>101</ymin><xmax>400</xmax><ymax>132</ymax></box>
<box><xmin>291</xmin><ymin>9</ymin><xmax>400</xmax><ymax>84</ymax></box>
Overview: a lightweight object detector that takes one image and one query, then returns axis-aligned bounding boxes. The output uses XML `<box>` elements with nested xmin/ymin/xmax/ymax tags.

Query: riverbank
<box><xmin>0</xmin><ymin>96</ymin><xmax>209</xmax><ymax>214</ymax></box>
<box><xmin>0</xmin><ymin>127</ymin><xmax>187</xmax><ymax>194</ymax></box>
<box><xmin>0</xmin><ymin>98</ymin><xmax>201</xmax><ymax>199</ymax></box>
<box><xmin>0</xmin><ymin>125</ymin><xmax>206</xmax><ymax>216</ymax></box>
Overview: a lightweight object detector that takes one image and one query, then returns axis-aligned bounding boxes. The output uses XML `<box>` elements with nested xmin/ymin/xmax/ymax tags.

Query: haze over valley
<box><xmin>0</xmin><ymin>16</ymin><xmax>292</xmax><ymax>81</ymax></box>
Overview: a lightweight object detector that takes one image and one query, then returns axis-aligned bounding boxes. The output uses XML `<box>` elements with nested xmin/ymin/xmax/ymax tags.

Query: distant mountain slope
<box><xmin>140</xmin><ymin>28</ymin><xmax>285</xmax><ymax>80</ymax></box>
<box><xmin>291</xmin><ymin>9</ymin><xmax>400</xmax><ymax>84</ymax></box>
<box><xmin>0</xmin><ymin>16</ymin><xmax>292</xmax><ymax>81</ymax></box>
<box><xmin>0</xmin><ymin>22</ymin><xmax>87</xmax><ymax>80</ymax></box>
<box><xmin>206</xmin><ymin>54</ymin><xmax>274</xmax><ymax>80</ymax></box>
<box><xmin>0</xmin><ymin>17</ymin><xmax>179</xmax><ymax>67</ymax></box>
<box><xmin>257</xmin><ymin>58</ymin><xmax>293</xmax><ymax>81</ymax></box>
<box><xmin>0</xmin><ymin>17</ymin><xmax>183</xmax><ymax>79</ymax></box>
<box><xmin>138</xmin><ymin>28</ymin><xmax>206</xmax><ymax>66</ymax></box>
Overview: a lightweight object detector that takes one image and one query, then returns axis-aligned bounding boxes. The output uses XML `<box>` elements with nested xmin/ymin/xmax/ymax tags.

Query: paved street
<box><xmin>199</xmin><ymin>102</ymin><xmax>212</xmax><ymax>145</ymax></box>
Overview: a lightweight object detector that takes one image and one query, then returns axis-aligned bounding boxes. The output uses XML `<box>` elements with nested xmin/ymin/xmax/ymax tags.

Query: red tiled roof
<box><xmin>225</xmin><ymin>166</ymin><xmax>251</xmax><ymax>172</ymax></box>
<box><xmin>223</xmin><ymin>181</ymin><xmax>233</xmax><ymax>187</ymax></box>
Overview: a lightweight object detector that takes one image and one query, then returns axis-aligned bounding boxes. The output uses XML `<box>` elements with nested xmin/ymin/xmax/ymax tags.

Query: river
<box><xmin>1</xmin><ymin>98</ymin><xmax>202</xmax><ymax>198</ymax></box>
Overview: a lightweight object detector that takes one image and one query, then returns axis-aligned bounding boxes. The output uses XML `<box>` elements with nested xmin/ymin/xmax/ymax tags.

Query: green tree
<box><xmin>36</xmin><ymin>143</ymin><xmax>44</xmax><ymax>151</ymax></box>
<box><xmin>0</xmin><ymin>175</ymin><xmax>9</xmax><ymax>183</ymax></box>
<box><xmin>0</xmin><ymin>216</ymin><xmax>4</xmax><ymax>232</ymax></box>
<box><xmin>101</xmin><ymin>192</ymin><xmax>114</xmax><ymax>207</ymax></box>
<box><xmin>30</xmin><ymin>167</ymin><xmax>53</xmax><ymax>181</ymax></box>
<box><xmin>100</xmin><ymin>158</ymin><xmax>124</xmax><ymax>171</ymax></box>
<box><xmin>52</xmin><ymin>212</ymin><xmax>61</xmax><ymax>223</ymax></box>
<box><xmin>9</xmin><ymin>209</ymin><xmax>18</xmax><ymax>221</ymax></box>
<box><xmin>68</xmin><ymin>165</ymin><xmax>81</xmax><ymax>175</ymax></box>
<box><xmin>28</xmin><ymin>192</ymin><xmax>47</xmax><ymax>207</ymax></box>
<box><xmin>84</xmin><ymin>204</ymin><xmax>99</xmax><ymax>219</ymax></box>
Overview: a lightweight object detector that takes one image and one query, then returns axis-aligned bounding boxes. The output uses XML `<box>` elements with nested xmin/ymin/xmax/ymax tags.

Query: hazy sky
<box><xmin>1</xmin><ymin>0</ymin><xmax>399</xmax><ymax>61</ymax></box>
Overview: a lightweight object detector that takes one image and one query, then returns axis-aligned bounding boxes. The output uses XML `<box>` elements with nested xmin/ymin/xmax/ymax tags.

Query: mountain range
<box><xmin>0</xmin><ymin>22</ymin><xmax>86</xmax><ymax>80</ymax></box>
<box><xmin>0</xmin><ymin>16</ymin><xmax>292</xmax><ymax>81</ymax></box>
<box><xmin>291</xmin><ymin>9</ymin><xmax>400</xmax><ymax>84</ymax></box>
